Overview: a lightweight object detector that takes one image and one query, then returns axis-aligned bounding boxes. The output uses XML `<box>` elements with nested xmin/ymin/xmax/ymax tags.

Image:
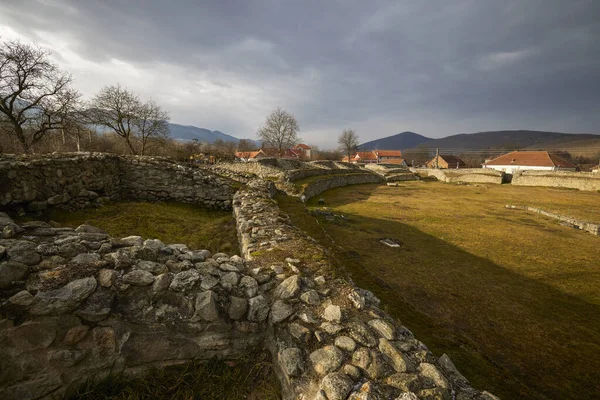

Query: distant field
<box><xmin>278</xmin><ymin>182</ymin><xmax>600</xmax><ymax>400</ymax></box>
<box><xmin>41</xmin><ymin>202</ymin><xmax>239</xmax><ymax>255</ymax></box>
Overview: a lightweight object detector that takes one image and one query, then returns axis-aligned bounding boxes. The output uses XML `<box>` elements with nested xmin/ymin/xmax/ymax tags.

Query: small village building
<box><xmin>343</xmin><ymin>150</ymin><xmax>406</xmax><ymax>166</ymax></box>
<box><xmin>426</xmin><ymin>155</ymin><xmax>466</xmax><ymax>169</ymax></box>
<box><xmin>592</xmin><ymin>164</ymin><xmax>600</xmax><ymax>173</ymax></box>
<box><xmin>234</xmin><ymin>149</ymin><xmax>267</xmax><ymax>162</ymax></box>
<box><xmin>260</xmin><ymin>144</ymin><xmax>312</xmax><ymax>160</ymax></box>
<box><xmin>482</xmin><ymin>151</ymin><xmax>577</xmax><ymax>174</ymax></box>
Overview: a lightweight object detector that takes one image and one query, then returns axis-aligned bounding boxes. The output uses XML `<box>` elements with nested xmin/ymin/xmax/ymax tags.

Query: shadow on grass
<box><xmin>278</xmin><ymin>192</ymin><xmax>600</xmax><ymax>400</ymax></box>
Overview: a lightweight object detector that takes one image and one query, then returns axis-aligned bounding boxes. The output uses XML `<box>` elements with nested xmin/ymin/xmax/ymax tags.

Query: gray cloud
<box><xmin>1</xmin><ymin>0</ymin><xmax>599</xmax><ymax>147</ymax></box>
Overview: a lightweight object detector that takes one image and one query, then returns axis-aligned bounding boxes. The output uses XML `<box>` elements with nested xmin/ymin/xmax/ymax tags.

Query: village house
<box><xmin>482</xmin><ymin>151</ymin><xmax>577</xmax><ymax>174</ymax></box>
<box><xmin>234</xmin><ymin>149</ymin><xmax>267</xmax><ymax>162</ymax></box>
<box><xmin>343</xmin><ymin>150</ymin><xmax>406</xmax><ymax>166</ymax></box>
<box><xmin>426</xmin><ymin>154</ymin><xmax>466</xmax><ymax>169</ymax></box>
<box><xmin>260</xmin><ymin>143</ymin><xmax>312</xmax><ymax>160</ymax></box>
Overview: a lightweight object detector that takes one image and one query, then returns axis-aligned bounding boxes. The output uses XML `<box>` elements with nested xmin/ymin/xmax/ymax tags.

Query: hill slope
<box><xmin>359</xmin><ymin>131</ymin><xmax>432</xmax><ymax>150</ymax></box>
<box><xmin>168</xmin><ymin>124</ymin><xmax>248</xmax><ymax>143</ymax></box>
<box><xmin>412</xmin><ymin>130</ymin><xmax>600</xmax><ymax>151</ymax></box>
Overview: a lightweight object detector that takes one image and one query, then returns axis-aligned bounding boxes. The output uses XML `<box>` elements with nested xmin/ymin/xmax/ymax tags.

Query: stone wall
<box><xmin>414</xmin><ymin>168</ymin><xmax>504</xmax><ymax>184</ymax></box>
<box><xmin>0</xmin><ymin>215</ymin><xmax>266</xmax><ymax>399</ymax></box>
<box><xmin>511</xmin><ymin>170</ymin><xmax>600</xmax><ymax>191</ymax></box>
<box><xmin>506</xmin><ymin>205</ymin><xmax>599</xmax><ymax>235</ymax></box>
<box><xmin>232</xmin><ymin>180</ymin><xmax>498</xmax><ymax>400</ymax></box>
<box><xmin>302</xmin><ymin>173</ymin><xmax>384</xmax><ymax>200</ymax></box>
<box><xmin>0</xmin><ymin>155</ymin><xmax>497</xmax><ymax>400</ymax></box>
<box><xmin>0</xmin><ymin>153</ymin><xmax>236</xmax><ymax>212</ymax></box>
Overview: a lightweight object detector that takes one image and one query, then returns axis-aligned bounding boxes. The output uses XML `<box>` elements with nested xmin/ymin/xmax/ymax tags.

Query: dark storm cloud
<box><xmin>1</xmin><ymin>0</ymin><xmax>599</xmax><ymax>144</ymax></box>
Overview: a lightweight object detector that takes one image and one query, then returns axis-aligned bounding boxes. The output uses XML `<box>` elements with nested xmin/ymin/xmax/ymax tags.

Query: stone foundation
<box><xmin>511</xmin><ymin>170</ymin><xmax>600</xmax><ymax>191</ymax></box>
<box><xmin>413</xmin><ymin>168</ymin><xmax>504</xmax><ymax>184</ymax></box>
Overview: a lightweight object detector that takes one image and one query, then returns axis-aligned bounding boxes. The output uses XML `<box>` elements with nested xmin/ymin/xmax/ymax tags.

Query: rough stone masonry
<box><xmin>0</xmin><ymin>154</ymin><xmax>499</xmax><ymax>400</ymax></box>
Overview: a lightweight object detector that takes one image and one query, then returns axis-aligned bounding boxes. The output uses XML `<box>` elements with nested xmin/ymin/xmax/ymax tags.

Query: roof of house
<box><xmin>484</xmin><ymin>151</ymin><xmax>576</xmax><ymax>168</ymax></box>
<box><xmin>235</xmin><ymin>150</ymin><xmax>264</xmax><ymax>159</ymax></box>
<box><xmin>355</xmin><ymin>151</ymin><xmax>378</xmax><ymax>161</ymax></box>
<box><xmin>382</xmin><ymin>158</ymin><xmax>406</xmax><ymax>165</ymax></box>
<box><xmin>294</xmin><ymin>143</ymin><xmax>311</xmax><ymax>149</ymax></box>
<box><xmin>374</xmin><ymin>150</ymin><xmax>402</xmax><ymax>157</ymax></box>
<box><xmin>439</xmin><ymin>155</ymin><xmax>466</xmax><ymax>166</ymax></box>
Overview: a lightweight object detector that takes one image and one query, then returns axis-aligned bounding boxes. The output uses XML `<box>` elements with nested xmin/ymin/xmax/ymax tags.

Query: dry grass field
<box><xmin>278</xmin><ymin>182</ymin><xmax>600</xmax><ymax>400</ymax></box>
<box><xmin>42</xmin><ymin>202</ymin><xmax>239</xmax><ymax>255</ymax></box>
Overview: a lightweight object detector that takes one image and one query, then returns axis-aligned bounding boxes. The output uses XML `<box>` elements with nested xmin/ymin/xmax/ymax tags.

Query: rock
<box><xmin>228</xmin><ymin>296</ymin><xmax>248</xmax><ymax>320</ymax></box>
<box><xmin>239</xmin><ymin>276</ymin><xmax>258</xmax><ymax>297</ymax></box>
<box><xmin>107</xmin><ymin>250</ymin><xmax>134</xmax><ymax>269</ymax></box>
<box><xmin>368</xmin><ymin>319</ymin><xmax>396</xmax><ymax>340</ymax></box>
<box><xmin>352</xmin><ymin>347</ymin><xmax>371</xmax><ymax>370</ymax></box>
<box><xmin>75</xmin><ymin>289</ymin><xmax>115</xmax><ymax>322</ymax></box>
<box><xmin>321</xmin><ymin>372</ymin><xmax>354</xmax><ymax>400</ymax></box>
<box><xmin>343</xmin><ymin>364</ymin><xmax>361</xmax><ymax>380</ymax></box>
<box><xmin>314</xmin><ymin>275</ymin><xmax>326</xmax><ymax>285</ymax></box>
<box><xmin>200</xmin><ymin>275</ymin><xmax>219</xmax><ymax>290</ymax></box>
<box><xmin>289</xmin><ymin>322</ymin><xmax>311</xmax><ymax>342</ymax></box>
<box><xmin>229</xmin><ymin>255</ymin><xmax>244</xmax><ymax>265</ymax></box>
<box><xmin>48</xmin><ymin>349</ymin><xmax>89</xmax><ymax>367</ymax></box>
<box><xmin>279</xmin><ymin>347</ymin><xmax>304</xmax><ymax>377</ymax></box>
<box><xmin>395</xmin><ymin>393</ymin><xmax>419</xmax><ymax>400</ymax></box>
<box><xmin>418</xmin><ymin>363</ymin><xmax>449</xmax><ymax>389</ymax></box>
<box><xmin>347</xmin><ymin>319</ymin><xmax>378</xmax><ymax>347</ymax></box>
<box><xmin>123</xmin><ymin>270</ymin><xmax>155</xmax><ymax>286</ymax></box>
<box><xmin>47</xmin><ymin>193</ymin><xmax>70</xmax><ymax>205</ymax></box>
<box><xmin>386</xmin><ymin>373</ymin><xmax>423</xmax><ymax>392</ymax></box>
<box><xmin>63</xmin><ymin>326</ymin><xmax>89</xmax><ymax>344</ymax></box>
<box><xmin>30</xmin><ymin>277</ymin><xmax>97</xmax><ymax>315</ymax></box>
<box><xmin>189</xmin><ymin>250</ymin><xmax>206</xmax><ymax>263</ymax></box>
<box><xmin>152</xmin><ymin>273</ymin><xmax>172</xmax><ymax>293</ymax></box>
<box><xmin>121</xmin><ymin>235</ymin><xmax>144</xmax><ymax>247</ymax></box>
<box><xmin>28</xmin><ymin>200</ymin><xmax>48</xmax><ymax>212</ymax></box>
<box><xmin>137</xmin><ymin>260</ymin><xmax>169</xmax><ymax>275</ymax></box>
<box><xmin>78</xmin><ymin>189</ymin><xmax>99</xmax><ymax>198</ymax></box>
<box><xmin>417</xmin><ymin>388</ymin><xmax>451</xmax><ymax>400</ymax></box>
<box><xmin>220</xmin><ymin>271</ymin><xmax>240</xmax><ymax>288</ymax></box>
<box><xmin>323</xmin><ymin>304</ymin><xmax>342</xmax><ymax>323</ymax></box>
<box><xmin>310</xmin><ymin>345</ymin><xmax>344</xmax><ymax>376</ymax></box>
<box><xmin>75</xmin><ymin>224</ymin><xmax>106</xmax><ymax>234</ymax></box>
<box><xmin>273</xmin><ymin>275</ymin><xmax>301</xmax><ymax>299</ymax></box>
<box><xmin>98</xmin><ymin>269</ymin><xmax>117</xmax><ymax>287</ymax></box>
<box><xmin>335</xmin><ymin>336</ymin><xmax>357</xmax><ymax>352</ymax></box>
<box><xmin>270</xmin><ymin>300</ymin><xmax>294</xmax><ymax>323</ymax></box>
<box><xmin>298</xmin><ymin>310</ymin><xmax>320</xmax><ymax>325</ymax></box>
<box><xmin>379</xmin><ymin>338</ymin><xmax>413</xmax><ymax>373</ymax></box>
<box><xmin>247</xmin><ymin>295</ymin><xmax>270</xmax><ymax>322</ymax></box>
<box><xmin>300</xmin><ymin>290</ymin><xmax>321</xmax><ymax>305</ymax></box>
<box><xmin>9</xmin><ymin>290</ymin><xmax>34</xmax><ymax>306</ymax></box>
<box><xmin>7</xmin><ymin>240</ymin><xmax>40</xmax><ymax>266</ymax></box>
<box><xmin>0</xmin><ymin>261</ymin><xmax>29</xmax><ymax>288</ymax></box>
<box><xmin>219</xmin><ymin>263</ymin><xmax>239</xmax><ymax>272</ymax></box>
<box><xmin>480</xmin><ymin>391</ymin><xmax>501</xmax><ymax>400</ymax></box>
<box><xmin>193</xmin><ymin>290</ymin><xmax>220</xmax><ymax>321</ymax></box>
<box><xmin>169</xmin><ymin>269</ymin><xmax>200</xmax><ymax>291</ymax></box>
<box><xmin>320</xmin><ymin>322</ymin><xmax>344</xmax><ymax>335</ymax></box>
<box><xmin>438</xmin><ymin>354</ymin><xmax>468</xmax><ymax>383</ymax></box>
<box><xmin>0</xmin><ymin>245</ymin><xmax>6</xmax><ymax>258</ymax></box>
<box><xmin>71</xmin><ymin>253</ymin><xmax>101</xmax><ymax>265</ymax></box>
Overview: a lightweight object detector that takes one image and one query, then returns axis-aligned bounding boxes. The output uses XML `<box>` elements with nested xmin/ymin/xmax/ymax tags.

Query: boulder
<box><xmin>321</xmin><ymin>372</ymin><xmax>354</xmax><ymax>400</ymax></box>
<box><xmin>228</xmin><ymin>296</ymin><xmax>248</xmax><ymax>320</ymax></box>
<box><xmin>193</xmin><ymin>290</ymin><xmax>220</xmax><ymax>321</ymax></box>
<box><xmin>169</xmin><ymin>269</ymin><xmax>200</xmax><ymax>291</ymax></box>
<box><xmin>30</xmin><ymin>277</ymin><xmax>97</xmax><ymax>315</ymax></box>
<box><xmin>279</xmin><ymin>347</ymin><xmax>304</xmax><ymax>377</ymax></box>
<box><xmin>274</xmin><ymin>275</ymin><xmax>301</xmax><ymax>299</ymax></box>
<box><xmin>0</xmin><ymin>261</ymin><xmax>29</xmax><ymax>288</ymax></box>
<box><xmin>247</xmin><ymin>295</ymin><xmax>270</xmax><ymax>322</ymax></box>
<box><xmin>270</xmin><ymin>300</ymin><xmax>294</xmax><ymax>323</ymax></box>
<box><xmin>122</xmin><ymin>270</ymin><xmax>155</xmax><ymax>286</ymax></box>
<box><xmin>310</xmin><ymin>345</ymin><xmax>344</xmax><ymax>376</ymax></box>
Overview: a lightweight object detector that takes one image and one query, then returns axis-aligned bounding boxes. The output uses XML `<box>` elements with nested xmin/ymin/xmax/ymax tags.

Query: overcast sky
<box><xmin>1</xmin><ymin>0</ymin><xmax>599</xmax><ymax>147</ymax></box>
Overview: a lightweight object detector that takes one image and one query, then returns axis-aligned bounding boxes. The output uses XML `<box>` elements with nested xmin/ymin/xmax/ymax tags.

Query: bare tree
<box><xmin>88</xmin><ymin>84</ymin><xmax>140</xmax><ymax>154</ymax></box>
<box><xmin>257</xmin><ymin>107</ymin><xmax>299</xmax><ymax>157</ymax></box>
<box><xmin>134</xmin><ymin>100</ymin><xmax>170</xmax><ymax>155</ymax></box>
<box><xmin>338</xmin><ymin>129</ymin><xmax>359</xmax><ymax>162</ymax></box>
<box><xmin>89</xmin><ymin>85</ymin><xmax>170</xmax><ymax>155</ymax></box>
<box><xmin>0</xmin><ymin>39</ymin><xmax>77</xmax><ymax>153</ymax></box>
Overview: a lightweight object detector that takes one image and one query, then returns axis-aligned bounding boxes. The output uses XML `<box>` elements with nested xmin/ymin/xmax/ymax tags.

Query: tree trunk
<box><xmin>76</xmin><ymin>135</ymin><xmax>81</xmax><ymax>152</ymax></box>
<box><xmin>14</xmin><ymin>126</ymin><xmax>32</xmax><ymax>154</ymax></box>
<box><xmin>125</xmin><ymin>138</ymin><xmax>138</xmax><ymax>155</ymax></box>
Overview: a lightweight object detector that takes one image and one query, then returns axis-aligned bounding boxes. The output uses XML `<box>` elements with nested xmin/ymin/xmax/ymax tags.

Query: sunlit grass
<box><xmin>278</xmin><ymin>182</ymin><xmax>600</xmax><ymax>400</ymax></box>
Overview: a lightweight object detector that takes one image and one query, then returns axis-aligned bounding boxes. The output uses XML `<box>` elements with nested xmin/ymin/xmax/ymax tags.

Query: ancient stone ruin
<box><xmin>0</xmin><ymin>154</ymin><xmax>499</xmax><ymax>400</ymax></box>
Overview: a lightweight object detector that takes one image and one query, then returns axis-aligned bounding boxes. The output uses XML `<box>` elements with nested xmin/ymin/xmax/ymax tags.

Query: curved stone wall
<box><xmin>301</xmin><ymin>173</ymin><xmax>384</xmax><ymax>200</ymax></box>
<box><xmin>413</xmin><ymin>168</ymin><xmax>504</xmax><ymax>184</ymax></box>
<box><xmin>512</xmin><ymin>170</ymin><xmax>600</xmax><ymax>191</ymax></box>
<box><xmin>0</xmin><ymin>155</ymin><xmax>497</xmax><ymax>400</ymax></box>
<box><xmin>0</xmin><ymin>153</ymin><xmax>236</xmax><ymax>211</ymax></box>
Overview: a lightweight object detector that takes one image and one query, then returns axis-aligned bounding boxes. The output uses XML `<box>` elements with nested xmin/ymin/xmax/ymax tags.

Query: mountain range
<box><xmin>168</xmin><ymin>123</ymin><xmax>260</xmax><ymax>146</ymax></box>
<box><xmin>359</xmin><ymin>130</ymin><xmax>600</xmax><ymax>157</ymax></box>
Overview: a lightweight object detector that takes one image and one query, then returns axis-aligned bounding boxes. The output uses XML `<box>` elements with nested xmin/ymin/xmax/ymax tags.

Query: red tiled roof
<box><xmin>383</xmin><ymin>158</ymin><xmax>406</xmax><ymax>165</ymax></box>
<box><xmin>439</xmin><ymin>155</ymin><xmax>466</xmax><ymax>167</ymax></box>
<box><xmin>355</xmin><ymin>151</ymin><xmax>378</xmax><ymax>161</ymax></box>
<box><xmin>484</xmin><ymin>151</ymin><xmax>576</xmax><ymax>168</ymax></box>
<box><xmin>235</xmin><ymin>150</ymin><xmax>264</xmax><ymax>159</ymax></box>
<box><xmin>374</xmin><ymin>150</ymin><xmax>402</xmax><ymax>157</ymax></box>
<box><xmin>294</xmin><ymin>143</ymin><xmax>311</xmax><ymax>149</ymax></box>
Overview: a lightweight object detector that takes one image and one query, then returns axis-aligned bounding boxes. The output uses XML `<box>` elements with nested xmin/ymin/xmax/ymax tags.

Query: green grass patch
<box><xmin>278</xmin><ymin>182</ymin><xmax>600</xmax><ymax>400</ymax></box>
<box><xmin>66</xmin><ymin>352</ymin><xmax>280</xmax><ymax>400</ymax></box>
<box><xmin>39</xmin><ymin>202</ymin><xmax>239</xmax><ymax>255</ymax></box>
